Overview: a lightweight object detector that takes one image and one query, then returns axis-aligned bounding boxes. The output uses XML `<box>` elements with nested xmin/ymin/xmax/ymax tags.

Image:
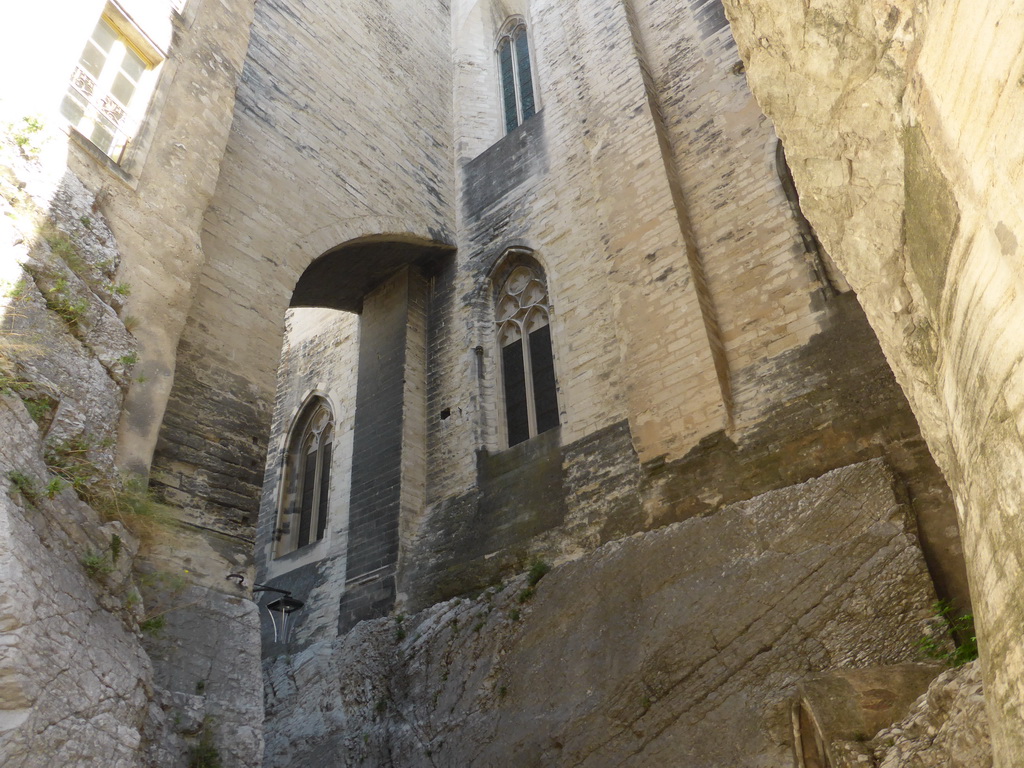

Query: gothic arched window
<box><xmin>275</xmin><ymin>397</ymin><xmax>333</xmax><ymax>557</ymax></box>
<box><xmin>496</xmin><ymin>260</ymin><xmax>559</xmax><ymax>446</ymax></box>
<box><xmin>497</xmin><ymin>19</ymin><xmax>536</xmax><ymax>134</ymax></box>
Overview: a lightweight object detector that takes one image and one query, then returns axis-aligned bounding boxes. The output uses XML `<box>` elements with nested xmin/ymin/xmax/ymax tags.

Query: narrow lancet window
<box><xmin>497</xmin><ymin>20</ymin><xmax>537</xmax><ymax>134</ymax></box>
<box><xmin>275</xmin><ymin>398</ymin><xmax>333</xmax><ymax>556</ymax></box>
<box><xmin>496</xmin><ymin>261</ymin><xmax>559</xmax><ymax>446</ymax></box>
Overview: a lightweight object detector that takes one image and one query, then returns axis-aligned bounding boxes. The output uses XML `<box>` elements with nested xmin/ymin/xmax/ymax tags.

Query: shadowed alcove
<box><xmin>257</xmin><ymin>234</ymin><xmax>455</xmax><ymax>650</ymax></box>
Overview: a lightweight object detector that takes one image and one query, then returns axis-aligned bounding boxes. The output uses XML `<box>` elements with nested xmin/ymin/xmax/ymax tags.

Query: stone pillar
<box><xmin>339</xmin><ymin>267</ymin><xmax>428</xmax><ymax>631</ymax></box>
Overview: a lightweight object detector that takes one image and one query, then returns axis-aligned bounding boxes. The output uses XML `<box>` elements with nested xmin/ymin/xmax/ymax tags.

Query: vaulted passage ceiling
<box><xmin>290</xmin><ymin>238</ymin><xmax>455</xmax><ymax>313</ymax></box>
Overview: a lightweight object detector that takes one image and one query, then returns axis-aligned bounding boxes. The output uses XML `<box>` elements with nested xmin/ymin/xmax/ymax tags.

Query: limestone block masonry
<box><xmin>3</xmin><ymin>0</ymin><xmax>1006</xmax><ymax>764</ymax></box>
<box><xmin>720</xmin><ymin>0</ymin><xmax>1024</xmax><ymax>763</ymax></box>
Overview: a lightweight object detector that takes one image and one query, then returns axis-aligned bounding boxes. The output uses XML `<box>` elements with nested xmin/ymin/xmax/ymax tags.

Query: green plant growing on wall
<box><xmin>10</xmin><ymin>116</ymin><xmax>44</xmax><ymax>155</ymax></box>
<box><xmin>918</xmin><ymin>600</ymin><xmax>979</xmax><ymax>667</ymax></box>
<box><xmin>139</xmin><ymin>614</ymin><xmax>166</xmax><ymax>634</ymax></box>
<box><xmin>46</xmin><ymin>439</ymin><xmax>177</xmax><ymax>550</ymax></box>
<box><xmin>44</xmin><ymin>477</ymin><xmax>65</xmax><ymax>498</ymax></box>
<box><xmin>526</xmin><ymin>558</ymin><xmax>550</xmax><ymax>587</ymax></box>
<box><xmin>188</xmin><ymin>717</ymin><xmax>222</xmax><ymax>768</ymax></box>
<box><xmin>43</xmin><ymin>278</ymin><xmax>89</xmax><ymax>328</ymax></box>
<box><xmin>517</xmin><ymin>557</ymin><xmax>551</xmax><ymax>603</ymax></box>
<box><xmin>109</xmin><ymin>532</ymin><xmax>122</xmax><ymax>564</ymax></box>
<box><xmin>82</xmin><ymin>549</ymin><xmax>114</xmax><ymax>578</ymax></box>
<box><xmin>22</xmin><ymin>394</ymin><xmax>57</xmax><ymax>427</ymax></box>
<box><xmin>0</xmin><ymin>373</ymin><xmax>30</xmax><ymax>396</ymax></box>
<box><xmin>5</xmin><ymin>279</ymin><xmax>28</xmax><ymax>300</ymax></box>
<box><xmin>45</xmin><ymin>434</ymin><xmax>101</xmax><ymax>496</ymax></box>
<box><xmin>123</xmin><ymin>588</ymin><xmax>141</xmax><ymax>611</ymax></box>
<box><xmin>37</xmin><ymin>219</ymin><xmax>89</xmax><ymax>276</ymax></box>
<box><xmin>8</xmin><ymin>470</ymin><xmax>38</xmax><ymax>503</ymax></box>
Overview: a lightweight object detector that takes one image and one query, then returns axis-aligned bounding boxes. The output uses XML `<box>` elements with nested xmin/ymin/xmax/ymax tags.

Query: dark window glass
<box><xmin>316</xmin><ymin>441</ymin><xmax>332</xmax><ymax>542</ymax></box>
<box><xmin>503</xmin><ymin>339</ymin><xmax>530</xmax><ymax>446</ymax></box>
<box><xmin>529</xmin><ymin>324</ymin><xmax>559</xmax><ymax>434</ymax></box>
<box><xmin>297</xmin><ymin>448</ymin><xmax>317</xmax><ymax>547</ymax></box>
<box><xmin>514</xmin><ymin>29</ymin><xmax>535</xmax><ymax>120</ymax></box>
<box><xmin>499</xmin><ymin>39</ymin><xmax>518</xmax><ymax>134</ymax></box>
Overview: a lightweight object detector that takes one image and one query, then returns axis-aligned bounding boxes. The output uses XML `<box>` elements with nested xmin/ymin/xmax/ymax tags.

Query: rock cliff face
<box><xmin>0</xmin><ymin>398</ymin><xmax>151</xmax><ymax>767</ymax></box>
<box><xmin>0</xmin><ymin>131</ymin><xmax>260</xmax><ymax>767</ymax></box>
<box><xmin>719</xmin><ymin>1</ymin><xmax>1024</xmax><ymax>762</ymax></box>
<box><xmin>871</xmin><ymin>661</ymin><xmax>991</xmax><ymax>768</ymax></box>
<box><xmin>264</xmin><ymin>459</ymin><xmax>941</xmax><ymax>767</ymax></box>
<box><xmin>0</xmin><ymin>131</ymin><xmax>152</xmax><ymax>767</ymax></box>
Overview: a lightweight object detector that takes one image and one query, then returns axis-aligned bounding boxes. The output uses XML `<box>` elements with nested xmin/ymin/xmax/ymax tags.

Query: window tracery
<box><xmin>275</xmin><ymin>397</ymin><xmax>333</xmax><ymax>557</ymax></box>
<box><xmin>496</xmin><ymin>261</ymin><xmax>559</xmax><ymax>446</ymax></box>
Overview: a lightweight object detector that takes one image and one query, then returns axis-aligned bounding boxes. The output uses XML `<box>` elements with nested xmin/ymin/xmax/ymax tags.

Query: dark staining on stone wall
<box><xmin>400</xmin><ymin>293</ymin><xmax>966</xmax><ymax>616</ymax></box>
<box><xmin>462</xmin><ymin>110</ymin><xmax>547</xmax><ymax>220</ymax></box>
<box><xmin>338</xmin><ymin>574</ymin><xmax>398</xmax><ymax>636</ymax></box>
<box><xmin>641</xmin><ymin>294</ymin><xmax>968</xmax><ymax>609</ymax></box>
<box><xmin>345</xmin><ymin>278</ymin><xmax>411</xmax><ymax>583</ymax></box>
<box><xmin>904</xmin><ymin>123</ymin><xmax>960</xmax><ymax>315</ymax></box>
<box><xmin>257</xmin><ymin>558</ymin><xmax>324</xmax><ymax>654</ymax></box>
<box><xmin>690</xmin><ymin>0</ymin><xmax>731</xmax><ymax>41</ymax></box>
<box><xmin>250</xmin><ymin>22</ymin><xmax>966</xmax><ymax>643</ymax></box>
<box><xmin>563</xmin><ymin>420</ymin><xmax>646</xmax><ymax>545</ymax></box>
<box><xmin>153</xmin><ymin>337</ymin><xmax>272</xmax><ymax>540</ymax></box>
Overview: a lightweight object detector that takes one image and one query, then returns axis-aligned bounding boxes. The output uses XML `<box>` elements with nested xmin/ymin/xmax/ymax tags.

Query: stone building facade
<box><xmin>1</xmin><ymin>0</ymin><xmax>1021</xmax><ymax>765</ymax></box>
<box><xmin>247</xmin><ymin>0</ymin><xmax>964</xmax><ymax>643</ymax></box>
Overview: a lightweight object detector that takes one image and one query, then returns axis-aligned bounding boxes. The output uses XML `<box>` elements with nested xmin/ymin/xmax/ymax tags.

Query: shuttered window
<box><xmin>60</xmin><ymin>9</ymin><xmax>162</xmax><ymax>163</ymax></box>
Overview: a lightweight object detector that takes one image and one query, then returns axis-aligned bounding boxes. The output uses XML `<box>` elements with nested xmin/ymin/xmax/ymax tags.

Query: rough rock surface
<box><xmin>718</xmin><ymin>1</ymin><xmax>1024</xmax><ymax>762</ymax></box>
<box><xmin>872</xmin><ymin>661</ymin><xmax>991</xmax><ymax>768</ymax></box>
<box><xmin>0</xmin><ymin>396</ymin><xmax>151</xmax><ymax>767</ymax></box>
<box><xmin>0</xmin><ymin>131</ymin><xmax>259</xmax><ymax>767</ymax></box>
<box><xmin>828</xmin><ymin>661</ymin><xmax>991</xmax><ymax>768</ymax></box>
<box><xmin>0</xmin><ymin>129</ymin><xmax>153</xmax><ymax>767</ymax></box>
<box><xmin>264</xmin><ymin>459</ymin><xmax>939</xmax><ymax>767</ymax></box>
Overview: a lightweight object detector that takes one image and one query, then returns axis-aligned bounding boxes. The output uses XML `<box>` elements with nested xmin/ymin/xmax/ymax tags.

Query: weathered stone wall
<box><xmin>0</xmin><ymin>402</ymin><xmax>151</xmax><ymax>767</ymax></box>
<box><xmin>255</xmin><ymin>306</ymin><xmax>358</xmax><ymax>646</ymax></box>
<box><xmin>719</xmin><ymin>0</ymin><xmax>1024</xmax><ymax>762</ymax></box>
<box><xmin>263</xmin><ymin>459</ymin><xmax>942</xmax><ymax>767</ymax></box>
<box><xmin>871</xmin><ymin>661</ymin><xmax>991</xmax><ymax>768</ymax></box>
<box><xmin>152</xmin><ymin>0</ymin><xmax>457</xmax><ymax>540</ymax></box>
<box><xmin>808</xmin><ymin>661</ymin><xmax>992</xmax><ymax>768</ymax></box>
<box><xmin>0</xmin><ymin>145</ymin><xmax>151</xmax><ymax>765</ymax></box>
<box><xmin>396</xmin><ymin>0</ymin><xmax>964</xmax><ymax>610</ymax></box>
<box><xmin>33</xmin><ymin>3</ymin><xmax>269</xmax><ymax>763</ymax></box>
<box><xmin>54</xmin><ymin>0</ymin><xmax>259</xmax><ymax>479</ymax></box>
<box><xmin>252</xmin><ymin>0</ymin><xmax>964</xmax><ymax>631</ymax></box>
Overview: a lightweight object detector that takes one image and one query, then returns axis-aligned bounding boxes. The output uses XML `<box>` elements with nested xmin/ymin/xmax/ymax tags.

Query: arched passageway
<box><xmin>254</xmin><ymin>236</ymin><xmax>455</xmax><ymax>646</ymax></box>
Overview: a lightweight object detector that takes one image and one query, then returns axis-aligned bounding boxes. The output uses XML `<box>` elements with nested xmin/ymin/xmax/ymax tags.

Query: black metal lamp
<box><xmin>252</xmin><ymin>583</ymin><xmax>304</xmax><ymax>643</ymax></box>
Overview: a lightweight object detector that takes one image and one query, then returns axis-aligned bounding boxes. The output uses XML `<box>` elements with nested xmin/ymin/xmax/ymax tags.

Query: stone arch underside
<box><xmin>149</xmin><ymin>232</ymin><xmax>454</xmax><ymax>567</ymax></box>
<box><xmin>292</xmin><ymin>236</ymin><xmax>455</xmax><ymax>313</ymax></box>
